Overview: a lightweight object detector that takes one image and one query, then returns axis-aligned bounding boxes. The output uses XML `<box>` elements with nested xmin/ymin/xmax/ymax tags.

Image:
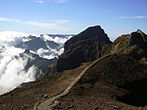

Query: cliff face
<box><xmin>125</xmin><ymin>30</ymin><xmax>147</xmax><ymax>59</ymax></box>
<box><xmin>111</xmin><ymin>30</ymin><xmax>147</xmax><ymax>60</ymax></box>
<box><xmin>57</xmin><ymin>25</ymin><xmax>112</xmax><ymax>72</ymax></box>
<box><xmin>129</xmin><ymin>29</ymin><xmax>147</xmax><ymax>49</ymax></box>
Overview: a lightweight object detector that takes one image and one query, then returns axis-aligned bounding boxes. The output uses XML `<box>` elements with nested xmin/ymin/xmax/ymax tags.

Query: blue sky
<box><xmin>0</xmin><ymin>0</ymin><xmax>147</xmax><ymax>40</ymax></box>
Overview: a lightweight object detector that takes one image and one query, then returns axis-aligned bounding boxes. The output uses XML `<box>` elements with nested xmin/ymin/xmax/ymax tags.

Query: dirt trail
<box><xmin>33</xmin><ymin>55</ymin><xmax>111</xmax><ymax>110</ymax></box>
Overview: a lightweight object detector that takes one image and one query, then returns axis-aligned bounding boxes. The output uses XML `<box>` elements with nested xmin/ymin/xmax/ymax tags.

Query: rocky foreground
<box><xmin>54</xmin><ymin>54</ymin><xmax>147</xmax><ymax>110</ymax></box>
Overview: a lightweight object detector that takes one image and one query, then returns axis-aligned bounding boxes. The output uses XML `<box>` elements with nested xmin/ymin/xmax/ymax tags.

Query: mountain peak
<box><xmin>137</xmin><ymin>29</ymin><xmax>142</xmax><ymax>32</ymax></box>
<box><xmin>87</xmin><ymin>25</ymin><xmax>102</xmax><ymax>30</ymax></box>
<box><xmin>79</xmin><ymin>25</ymin><xmax>105</xmax><ymax>38</ymax></box>
<box><xmin>57</xmin><ymin>25</ymin><xmax>112</xmax><ymax>72</ymax></box>
<box><xmin>129</xmin><ymin>29</ymin><xmax>147</xmax><ymax>48</ymax></box>
<box><xmin>137</xmin><ymin>29</ymin><xmax>144</xmax><ymax>36</ymax></box>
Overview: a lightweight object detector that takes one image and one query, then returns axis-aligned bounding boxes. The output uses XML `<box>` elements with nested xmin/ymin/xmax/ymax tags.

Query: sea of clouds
<box><xmin>0</xmin><ymin>31</ymin><xmax>70</xmax><ymax>95</ymax></box>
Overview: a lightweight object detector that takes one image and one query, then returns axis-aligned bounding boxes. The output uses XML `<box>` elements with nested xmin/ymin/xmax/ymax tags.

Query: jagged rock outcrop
<box><xmin>129</xmin><ymin>29</ymin><xmax>147</xmax><ymax>49</ymax></box>
<box><xmin>125</xmin><ymin>30</ymin><xmax>147</xmax><ymax>59</ymax></box>
<box><xmin>111</xmin><ymin>34</ymin><xmax>130</xmax><ymax>54</ymax></box>
<box><xmin>57</xmin><ymin>25</ymin><xmax>112</xmax><ymax>72</ymax></box>
<box><xmin>130</xmin><ymin>29</ymin><xmax>147</xmax><ymax>47</ymax></box>
<box><xmin>111</xmin><ymin>29</ymin><xmax>147</xmax><ymax>60</ymax></box>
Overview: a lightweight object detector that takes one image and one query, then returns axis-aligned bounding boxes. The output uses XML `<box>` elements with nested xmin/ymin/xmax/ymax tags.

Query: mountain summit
<box><xmin>111</xmin><ymin>29</ymin><xmax>147</xmax><ymax>60</ymax></box>
<box><xmin>57</xmin><ymin>25</ymin><xmax>112</xmax><ymax>72</ymax></box>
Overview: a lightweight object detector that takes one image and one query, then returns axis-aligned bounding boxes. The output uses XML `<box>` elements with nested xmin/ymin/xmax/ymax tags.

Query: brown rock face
<box><xmin>81</xmin><ymin>54</ymin><xmax>147</xmax><ymax>86</ymax></box>
<box><xmin>78</xmin><ymin>54</ymin><xmax>147</xmax><ymax>107</ymax></box>
<box><xmin>111</xmin><ymin>29</ymin><xmax>147</xmax><ymax>60</ymax></box>
<box><xmin>56</xmin><ymin>54</ymin><xmax>147</xmax><ymax>109</ymax></box>
<box><xmin>111</xmin><ymin>34</ymin><xmax>130</xmax><ymax>54</ymax></box>
<box><xmin>129</xmin><ymin>29</ymin><xmax>147</xmax><ymax>49</ymax></box>
<box><xmin>57</xmin><ymin>25</ymin><xmax>112</xmax><ymax>72</ymax></box>
<box><xmin>127</xmin><ymin>30</ymin><xmax>147</xmax><ymax>59</ymax></box>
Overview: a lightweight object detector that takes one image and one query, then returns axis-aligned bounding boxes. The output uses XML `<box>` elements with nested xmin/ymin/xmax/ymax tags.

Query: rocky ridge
<box><xmin>111</xmin><ymin>29</ymin><xmax>147</xmax><ymax>60</ymax></box>
<box><xmin>57</xmin><ymin>25</ymin><xmax>112</xmax><ymax>72</ymax></box>
<box><xmin>53</xmin><ymin>27</ymin><xmax>147</xmax><ymax>109</ymax></box>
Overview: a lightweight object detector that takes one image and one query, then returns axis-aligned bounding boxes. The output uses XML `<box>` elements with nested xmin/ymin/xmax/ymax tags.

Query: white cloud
<box><xmin>0</xmin><ymin>17</ymin><xmax>71</xmax><ymax>32</ymax></box>
<box><xmin>44</xmin><ymin>34</ymin><xmax>72</xmax><ymax>43</ymax></box>
<box><xmin>0</xmin><ymin>17</ymin><xmax>20</xmax><ymax>22</ymax></box>
<box><xmin>55</xmin><ymin>0</ymin><xmax>69</xmax><ymax>3</ymax></box>
<box><xmin>120</xmin><ymin>16</ymin><xmax>147</xmax><ymax>19</ymax></box>
<box><xmin>0</xmin><ymin>17</ymin><xmax>12</xmax><ymax>22</ymax></box>
<box><xmin>0</xmin><ymin>51</ymin><xmax>36</xmax><ymax>95</ymax></box>
<box><xmin>35</xmin><ymin>0</ymin><xmax>44</xmax><ymax>3</ymax></box>
<box><xmin>34</xmin><ymin>0</ymin><xmax>70</xmax><ymax>3</ymax></box>
<box><xmin>53</xmin><ymin>20</ymin><xmax>70</xmax><ymax>24</ymax></box>
<box><xmin>0</xmin><ymin>31</ymin><xmax>72</xmax><ymax>94</ymax></box>
<box><xmin>0</xmin><ymin>31</ymin><xmax>36</xmax><ymax>95</ymax></box>
<box><xmin>105</xmin><ymin>10</ymin><xmax>113</xmax><ymax>14</ymax></box>
<box><xmin>24</xmin><ymin>21</ymin><xmax>71</xmax><ymax>32</ymax></box>
<box><xmin>24</xmin><ymin>21</ymin><xmax>56</xmax><ymax>27</ymax></box>
<box><xmin>0</xmin><ymin>31</ymin><xmax>28</xmax><ymax>47</ymax></box>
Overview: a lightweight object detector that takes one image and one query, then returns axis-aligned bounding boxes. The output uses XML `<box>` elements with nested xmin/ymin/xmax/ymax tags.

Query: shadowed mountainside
<box><xmin>80</xmin><ymin>54</ymin><xmax>147</xmax><ymax>86</ymax></box>
<box><xmin>57</xmin><ymin>25</ymin><xmax>112</xmax><ymax>72</ymax></box>
<box><xmin>55</xmin><ymin>54</ymin><xmax>147</xmax><ymax>110</ymax></box>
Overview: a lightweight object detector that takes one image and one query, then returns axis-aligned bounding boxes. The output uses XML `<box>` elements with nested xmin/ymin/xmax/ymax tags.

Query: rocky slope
<box><xmin>0</xmin><ymin>60</ymin><xmax>92</xmax><ymax>110</ymax></box>
<box><xmin>53</xmin><ymin>28</ymin><xmax>147</xmax><ymax>109</ymax></box>
<box><xmin>111</xmin><ymin>29</ymin><xmax>147</xmax><ymax>60</ymax></box>
<box><xmin>57</xmin><ymin>25</ymin><xmax>112</xmax><ymax>72</ymax></box>
<box><xmin>55</xmin><ymin>54</ymin><xmax>147</xmax><ymax>110</ymax></box>
<box><xmin>111</xmin><ymin>34</ymin><xmax>130</xmax><ymax>54</ymax></box>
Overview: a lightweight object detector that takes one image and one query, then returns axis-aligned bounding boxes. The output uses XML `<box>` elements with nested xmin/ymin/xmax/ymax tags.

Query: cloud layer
<box><xmin>0</xmin><ymin>31</ymin><xmax>35</xmax><ymax>95</ymax></box>
<box><xmin>35</xmin><ymin>0</ymin><xmax>44</xmax><ymax>3</ymax></box>
<box><xmin>24</xmin><ymin>21</ymin><xmax>71</xmax><ymax>32</ymax></box>
<box><xmin>0</xmin><ymin>17</ymin><xmax>71</xmax><ymax>33</ymax></box>
<box><xmin>34</xmin><ymin>0</ymin><xmax>70</xmax><ymax>3</ymax></box>
<box><xmin>120</xmin><ymin>16</ymin><xmax>147</xmax><ymax>19</ymax></box>
<box><xmin>0</xmin><ymin>31</ymin><xmax>71</xmax><ymax>95</ymax></box>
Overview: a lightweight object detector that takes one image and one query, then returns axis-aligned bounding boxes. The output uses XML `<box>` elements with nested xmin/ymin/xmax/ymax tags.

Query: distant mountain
<box><xmin>18</xmin><ymin>34</ymin><xmax>73</xmax><ymax>59</ymax></box>
<box><xmin>20</xmin><ymin>36</ymin><xmax>59</xmax><ymax>51</ymax></box>
<box><xmin>57</xmin><ymin>25</ymin><xmax>112</xmax><ymax>72</ymax></box>
<box><xmin>16</xmin><ymin>34</ymin><xmax>73</xmax><ymax>76</ymax></box>
<box><xmin>0</xmin><ymin>32</ymin><xmax>72</xmax><ymax>95</ymax></box>
<box><xmin>46</xmin><ymin>34</ymin><xmax>74</xmax><ymax>38</ymax></box>
<box><xmin>19</xmin><ymin>50</ymin><xmax>57</xmax><ymax>79</ymax></box>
